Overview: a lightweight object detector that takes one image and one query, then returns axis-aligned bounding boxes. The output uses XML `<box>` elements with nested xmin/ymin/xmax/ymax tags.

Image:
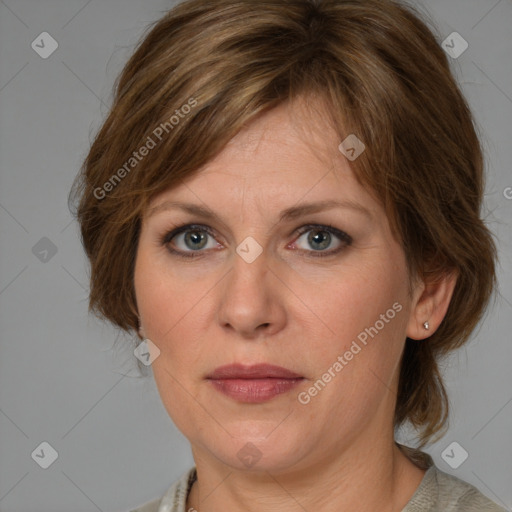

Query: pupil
<box><xmin>308</xmin><ymin>230</ymin><xmax>330</xmax><ymax>250</ymax></box>
<box><xmin>185</xmin><ymin>231</ymin><xmax>207</xmax><ymax>250</ymax></box>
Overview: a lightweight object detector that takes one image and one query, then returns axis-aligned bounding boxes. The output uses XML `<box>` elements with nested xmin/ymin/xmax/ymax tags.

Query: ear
<box><xmin>138</xmin><ymin>319</ymin><xmax>146</xmax><ymax>340</ymax></box>
<box><xmin>406</xmin><ymin>270</ymin><xmax>458</xmax><ymax>340</ymax></box>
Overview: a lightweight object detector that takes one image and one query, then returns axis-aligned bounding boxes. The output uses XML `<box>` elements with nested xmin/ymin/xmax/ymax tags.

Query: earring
<box><xmin>423</xmin><ymin>321</ymin><xmax>430</xmax><ymax>330</ymax></box>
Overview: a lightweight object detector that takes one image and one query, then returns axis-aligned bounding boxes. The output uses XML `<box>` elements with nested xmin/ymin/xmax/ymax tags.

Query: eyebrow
<box><xmin>146</xmin><ymin>199</ymin><xmax>373</xmax><ymax>222</ymax></box>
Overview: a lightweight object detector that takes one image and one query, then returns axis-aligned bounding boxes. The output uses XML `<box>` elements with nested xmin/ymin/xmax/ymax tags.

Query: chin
<box><xmin>204</xmin><ymin>425</ymin><xmax>311</xmax><ymax>473</ymax></box>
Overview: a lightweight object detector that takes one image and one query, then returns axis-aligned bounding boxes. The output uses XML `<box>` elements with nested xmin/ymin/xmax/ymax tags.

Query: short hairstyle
<box><xmin>70</xmin><ymin>0</ymin><xmax>497</xmax><ymax>446</ymax></box>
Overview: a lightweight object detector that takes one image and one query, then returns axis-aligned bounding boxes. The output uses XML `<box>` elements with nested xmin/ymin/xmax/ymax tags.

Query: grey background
<box><xmin>0</xmin><ymin>0</ymin><xmax>511</xmax><ymax>511</ymax></box>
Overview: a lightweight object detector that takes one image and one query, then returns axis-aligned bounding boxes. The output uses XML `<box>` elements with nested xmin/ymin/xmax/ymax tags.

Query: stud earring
<box><xmin>423</xmin><ymin>321</ymin><xmax>430</xmax><ymax>330</ymax></box>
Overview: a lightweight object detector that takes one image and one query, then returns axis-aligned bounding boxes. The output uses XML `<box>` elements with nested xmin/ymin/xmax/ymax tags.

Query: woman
<box><xmin>71</xmin><ymin>0</ymin><xmax>506</xmax><ymax>510</ymax></box>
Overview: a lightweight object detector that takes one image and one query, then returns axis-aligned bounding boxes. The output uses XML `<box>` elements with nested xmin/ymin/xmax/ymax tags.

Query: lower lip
<box><xmin>209</xmin><ymin>378</ymin><xmax>303</xmax><ymax>403</ymax></box>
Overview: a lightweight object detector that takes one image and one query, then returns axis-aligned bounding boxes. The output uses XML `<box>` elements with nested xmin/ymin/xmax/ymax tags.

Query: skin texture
<box><xmin>134</xmin><ymin>99</ymin><xmax>457</xmax><ymax>512</ymax></box>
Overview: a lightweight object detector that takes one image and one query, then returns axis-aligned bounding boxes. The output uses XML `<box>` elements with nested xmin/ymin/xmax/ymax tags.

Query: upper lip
<box><xmin>207</xmin><ymin>364</ymin><xmax>303</xmax><ymax>380</ymax></box>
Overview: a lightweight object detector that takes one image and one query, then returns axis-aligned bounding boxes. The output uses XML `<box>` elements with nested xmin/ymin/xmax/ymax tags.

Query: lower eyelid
<box><xmin>289</xmin><ymin>241</ymin><xmax>348</xmax><ymax>257</ymax></box>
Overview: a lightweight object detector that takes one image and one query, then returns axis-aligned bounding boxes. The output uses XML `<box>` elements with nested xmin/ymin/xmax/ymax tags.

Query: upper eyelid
<box><xmin>295</xmin><ymin>224</ymin><xmax>351</xmax><ymax>240</ymax></box>
<box><xmin>162</xmin><ymin>224</ymin><xmax>217</xmax><ymax>244</ymax></box>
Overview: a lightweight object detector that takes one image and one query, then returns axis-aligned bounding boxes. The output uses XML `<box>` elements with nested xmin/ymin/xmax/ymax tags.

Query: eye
<box><xmin>161</xmin><ymin>224</ymin><xmax>221</xmax><ymax>257</ymax></box>
<box><xmin>290</xmin><ymin>225</ymin><xmax>352</xmax><ymax>257</ymax></box>
<box><xmin>161</xmin><ymin>223</ymin><xmax>352</xmax><ymax>259</ymax></box>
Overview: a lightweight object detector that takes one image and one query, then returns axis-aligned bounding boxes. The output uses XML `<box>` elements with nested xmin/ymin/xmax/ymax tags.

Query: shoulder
<box><xmin>404</xmin><ymin>463</ymin><xmax>507</xmax><ymax>511</ymax></box>
<box><xmin>129</xmin><ymin>467</ymin><xmax>197</xmax><ymax>512</ymax></box>
<box><xmin>434</xmin><ymin>467</ymin><xmax>508</xmax><ymax>511</ymax></box>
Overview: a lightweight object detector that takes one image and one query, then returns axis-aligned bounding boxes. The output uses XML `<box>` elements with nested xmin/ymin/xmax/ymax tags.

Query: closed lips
<box><xmin>207</xmin><ymin>364</ymin><xmax>303</xmax><ymax>380</ymax></box>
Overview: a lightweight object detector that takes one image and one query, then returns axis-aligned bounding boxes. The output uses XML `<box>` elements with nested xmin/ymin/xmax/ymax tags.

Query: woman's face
<box><xmin>134</xmin><ymin>101</ymin><xmax>425</xmax><ymax>473</ymax></box>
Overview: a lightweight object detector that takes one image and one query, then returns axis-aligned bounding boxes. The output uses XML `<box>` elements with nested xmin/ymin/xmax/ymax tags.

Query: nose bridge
<box><xmin>227</xmin><ymin>241</ymin><xmax>269</xmax><ymax>305</ymax></box>
<box><xmin>216</xmin><ymin>240</ymin><xmax>284</xmax><ymax>336</ymax></box>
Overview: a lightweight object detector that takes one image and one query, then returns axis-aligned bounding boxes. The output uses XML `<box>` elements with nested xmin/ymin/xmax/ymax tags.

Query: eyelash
<box><xmin>160</xmin><ymin>223</ymin><xmax>352</xmax><ymax>259</ymax></box>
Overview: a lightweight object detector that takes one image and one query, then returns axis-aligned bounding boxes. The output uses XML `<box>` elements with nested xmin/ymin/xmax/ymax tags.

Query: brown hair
<box><xmin>70</xmin><ymin>0</ymin><xmax>497</xmax><ymax>446</ymax></box>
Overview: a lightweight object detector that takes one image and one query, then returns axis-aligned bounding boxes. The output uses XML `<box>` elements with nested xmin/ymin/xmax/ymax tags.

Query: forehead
<box><xmin>222</xmin><ymin>99</ymin><xmax>343</xmax><ymax>170</ymax></box>
<box><xmin>152</xmin><ymin>101</ymin><xmax>365</xmax><ymax>200</ymax></box>
<box><xmin>144</xmin><ymin>99</ymin><xmax>386</xmax><ymax>231</ymax></box>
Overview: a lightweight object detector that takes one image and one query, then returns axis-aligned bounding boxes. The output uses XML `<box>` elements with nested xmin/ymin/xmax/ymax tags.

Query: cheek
<box><xmin>292</xmin><ymin>257</ymin><xmax>410</xmax><ymax>411</ymax></box>
<box><xmin>134</xmin><ymin>247</ymin><xmax>215</xmax><ymax>384</ymax></box>
<box><xmin>135</xmin><ymin>247</ymin><xmax>203</xmax><ymax>338</ymax></box>
<box><xmin>134</xmin><ymin>249</ymin><xmax>208</xmax><ymax>429</ymax></box>
<box><xmin>295</xmin><ymin>259</ymin><xmax>406</xmax><ymax>346</ymax></box>
<box><xmin>298</xmin><ymin>285</ymin><xmax>408</xmax><ymax>429</ymax></box>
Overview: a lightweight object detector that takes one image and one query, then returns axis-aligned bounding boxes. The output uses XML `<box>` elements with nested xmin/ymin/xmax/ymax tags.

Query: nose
<box><xmin>216</xmin><ymin>247</ymin><xmax>287</xmax><ymax>339</ymax></box>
